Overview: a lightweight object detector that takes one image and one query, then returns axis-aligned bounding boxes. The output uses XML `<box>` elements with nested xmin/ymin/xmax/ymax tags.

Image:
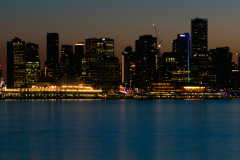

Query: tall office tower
<box><xmin>191</xmin><ymin>17</ymin><xmax>208</xmax><ymax>57</ymax></box>
<box><xmin>122</xmin><ymin>46</ymin><xmax>133</xmax><ymax>86</ymax></box>
<box><xmin>170</xmin><ymin>33</ymin><xmax>190</xmax><ymax>82</ymax></box>
<box><xmin>74</xmin><ymin>42</ymin><xmax>85</xmax><ymax>76</ymax></box>
<box><xmin>25</xmin><ymin>43</ymin><xmax>40</xmax><ymax>88</ymax></box>
<box><xmin>59</xmin><ymin>45</ymin><xmax>73</xmax><ymax>77</ymax></box>
<box><xmin>229</xmin><ymin>62</ymin><xmax>239</xmax><ymax>90</ymax></box>
<box><xmin>80</xmin><ymin>38</ymin><xmax>114</xmax><ymax>83</ymax></box>
<box><xmin>7</xmin><ymin>37</ymin><xmax>26</xmax><ymax>88</ymax></box>
<box><xmin>44</xmin><ymin>33</ymin><xmax>59</xmax><ymax>79</ymax></box>
<box><xmin>209</xmin><ymin>47</ymin><xmax>232</xmax><ymax>89</ymax></box>
<box><xmin>75</xmin><ymin>42</ymin><xmax>84</xmax><ymax>56</ymax></box>
<box><xmin>172</xmin><ymin>33</ymin><xmax>190</xmax><ymax>68</ymax></box>
<box><xmin>159</xmin><ymin>52</ymin><xmax>178</xmax><ymax>82</ymax></box>
<box><xmin>78</xmin><ymin>38</ymin><xmax>119</xmax><ymax>88</ymax></box>
<box><xmin>172</xmin><ymin>33</ymin><xmax>190</xmax><ymax>53</ymax></box>
<box><xmin>134</xmin><ymin>35</ymin><xmax>158</xmax><ymax>89</ymax></box>
<box><xmin>96</xmin><ymin>57</ymin><xmax>120</xmax><ymax>88</ymax></box>
<box><xmin>97</xmin><ymin>38</ymin><xmax>114</xmax><ymax>58</ymax></box>
<box><xmin>85</xmin><ymin>38</ymin><xmax>114</xmax><ymax>60</ymax></box>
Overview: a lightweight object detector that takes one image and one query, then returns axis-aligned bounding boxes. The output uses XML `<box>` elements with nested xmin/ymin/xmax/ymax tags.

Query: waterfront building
<box><xmin>159</xmin><ymin>52</ymin><xmax>188</xmax><ymax>83</ymax></box>
<box><xmin>74</xmin><ymin>42</ymin><xmax>85</xmax><ymax>76</ymax></box>
<box><xmin>159</xmin><ymin>33</ymin><xmax>190</xmax><ymax>83</ymax></box>
<box><xmin>2</xmin><ymin>84</ymin><xmax>102</xmax><ymax>99</ymax></box>
<box><xmin>230</xmin><ymin>62</ymin><xmax>239</xmax><ymax>90</ymax></box>
<box><xmin>25</xmin><ymin>43</ymin><xmax>40</xmax><ymax>88</ymax></box>
<box><xmin>59</xmin><ymin>45</ymin><xmax>73</xmax><ymax>77</ymax></box>
<box><xmin>95</xmin><ymin>57</ymin><xmax>120</xmax><ymax>89</ymax></box>
<box><xmin>7</xmin><ymin>37</ymin><xmax>40</xmax><ymax>88</ymax></box>
<box><xmin>43</xmin><ymin>33</ymin><xmax>59</xmax><ymax>80</ymax></box>
<box><xmin>190</xmin><ymin>55</ymin><xmax>209</xmax><ymax>85</ymax></box>
<box><xmin>190</xmin><ymin>18</ymin><xmax>208</xmax><ymax>84</ymax></box>
<box><xmin>209</xmin><ymin>47</ymin><xmax>232</xmax><ymax>89</ymax></box>
<box><xmin>172</xmin><ymin>33</ymin><xmax>190</xmax><ymax>54</ymax></box>
<box><xmin>78</xmin><ymin>38</ymin><xmax>117</xmax><ymax>88</ymax></box>
<box><xmin>133</xmin><ymin>35</ymin><xmax>158</xmax><ymax>89</ymax></box>
<box><xmin>159</xmin><ymin>52</ymin><xmax>177</xmax><ymax>82</ymax></box>
<box><xmin>191</xmin><ymin>17</ymin><xmax>208</xmax><ymax>57</ymax></box>
<box><xmin>84</xmin><ymin>38</ymin><xmax>114</xmax><ymax>60</ymax></box>
<box><xmin>149</xmin><ymin>82</ymin><xmax>223</xmax><ymax>99</ymax></box>
<box><xmin>7</xmin><ymin>37</ymin><xmax>26</xmax><ymax>88</ymax></box>
<box><xmin>122</xmin><ymin>46</ymin><xmax>134</xmax><ymax>87</ymax></box>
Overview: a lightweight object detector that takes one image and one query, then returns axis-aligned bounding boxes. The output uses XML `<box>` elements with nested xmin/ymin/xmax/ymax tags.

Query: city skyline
<box><xmin>1</xmin><ymin>0</ymin><xmax>240</xmax><ymax>78</ymax></box>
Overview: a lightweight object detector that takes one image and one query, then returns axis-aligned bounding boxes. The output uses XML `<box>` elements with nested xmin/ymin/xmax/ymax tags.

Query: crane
<box><xmin>153</xmin><ymin>24</ymin><xmax>163</xmax><ymax>48</ymax></box>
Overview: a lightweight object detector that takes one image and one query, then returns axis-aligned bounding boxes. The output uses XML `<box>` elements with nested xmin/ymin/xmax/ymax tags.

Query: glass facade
<box><xmin>191</xmin><ymin>18</ymin><xmax>208</xmax><ymax>57</ymax></box>
<box><xmin>7</xmin><ymin>37</ymin><xmax>26</xmax><ymax>88</ymax></box>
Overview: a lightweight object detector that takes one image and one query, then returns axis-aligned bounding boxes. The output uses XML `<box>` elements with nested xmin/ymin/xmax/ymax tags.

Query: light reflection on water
<box><xmin>0</xmin><ymin>100</ymin><xmax>240</xmax><ymax>159</ymax></box>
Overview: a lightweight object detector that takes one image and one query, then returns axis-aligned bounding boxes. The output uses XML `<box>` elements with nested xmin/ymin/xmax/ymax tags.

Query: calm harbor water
<box><xmin>1</xmin><ymin>100</ymin><xmax>240</xmax><ymax>160</ymax></box>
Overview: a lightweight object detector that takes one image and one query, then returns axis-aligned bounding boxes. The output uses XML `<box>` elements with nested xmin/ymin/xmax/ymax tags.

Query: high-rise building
<box><xmin>209</xmin><ymin>47</ymin><xmax>232</xmax><ymax>89</ymax></box>
<box><xmin>59</xmin><ymin>45</ymin><xmax>73</xmax><ymax>77</ymax></box>
<box><xmin>25</xmin><ymin>43</ymin><xmax>40</xmax><ymax>88</ymax></box>
<box><xmin>134</xmin><ymin>35</ymin><xmax>158</xmax><ymax>89</ymax></box>
<box><xmin>191</xmin><ymin>17</ymin><xmax>208</xmax><ymax>57</ymax></box>
<box><xmin>85</xmin><ymin>38</ymin><xmax>114</xmax><ymax>59</ymax></box>
<box><xmin>47</xmin><ymin>33</ymin><xmax>59</xmax><ymax>64</ymax></box>
<box><xmin>190</xmin><ymin>18</ymin><xmax>208</xmax><ymax>84</ymax></box>
<box><xmin>7</xmin><ymin>37</ymin><xmax>40</xmax><ymax>88</ymax></box>
<box><xmin>96</xmin><ymin>57</ymin><xmax>120</xmax><ymax>89</ymax></box>
<box><xmin>7</xmin><ymin>37</ymin><xmax>26</xmax><ymax>88</ymax></box>
<box><xmin>78</xmin><ymin>38</ymin><xmax>119</xmax><ymax>88</ymax></box>
<box><xmin>159</xmin><ymin>52</ymin><xmax>178</xmax><ymax>82</ymax></box>
<box><xmin>80</xmin><ymin>38</ymin><xmax>114</xmax><ymax>84</ymax></box>
<box><xmin>44</xmin><ymin>33</ymin><xmax>59</xmax><ymax>79</ymax></box>
<box><xmin>74</xmin><ymin>42</ymin><xmax>85</xmax><ymax>77</ymax></box>
<box><xmin>172</xmin><ymin>33</ymin><xmax>190</xmax><ymax>54</ymax></box>
<box><xmin>170</xmin><ymin>33</ymin><xmax>190</xmax><ymax>83</ymax></box>
<box><xmin>75</xmin><ymin>42</ymin><xmax>84</xmax><ymax>57</ymax></box>
<box><xmin>229</xmin><ymin>62</ymin><xmax>239</xmax><ymax>90</ymax></box>
<box><xmin>122</xmin><ymin>46</ymin><xmax>133</xmax><ymax>86</ymax></box>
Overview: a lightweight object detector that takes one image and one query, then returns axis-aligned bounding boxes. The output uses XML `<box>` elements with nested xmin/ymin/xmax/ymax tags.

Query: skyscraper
<box><xmin>191</xmin><ymin>17</ymin><xmax>208</xmax><ymax>57</ymax></box>
<box><xmin>74</xmin><ymin>42</ymin><xmax>85</xmax><ymax>77</ymax></box>
<box><xmin>134</xmin><ymin>35</ymin><xmax>158</xmax><ymax>88</ymax></box>
<box><xmin>75</xmin><ymin>42</ymin><xmax>84</xmax><ymax>57</ymax></box>
<box><xmin>172</xmin><ymin>33</ymin><xmax>190</xmax><ymax>54</ymax></box>
<box><xmin>59</xmin><ymin>45</ymin><xmax>73</xmax><ymax>77</ymax></box>
<box><xmin>78</xmin><ymin>38</ymin><xmax>119</xmax><ymax>88</ymax></box>
<box><xmin>190</xmin><ymin>18</ymin><xmax>208</xmax><ymax>84</ymax></box>
<box><xmin>25</xmin><ymin>43</ymin><xmax>40</xmax><ymax>88</ymax></box>
<box><xmin>209</xmin><ymin>47</ymin><xmax>232</xmax><ymax>89</ymax></box>
<box><xmin>47</xmin><ymin>33</ymin><xmax>59</xmax><ymax>64</ymax></box>
<box><xmin>81</xmin><ymin>38</ymin><xmax>114</xmax><ymax>82</ymax></box>
<box><xmin>7</xmin><ymin>37</ymin><xmax>26</xmax><ymax>88</ymax></box>
<box><xmin>44</xmin><ymin>33</ymin><xmax>59</xmax><ymax>79</ymax></box>
<box><xmin>171</xmin><ymin>33</ymin><xmax>190</xmax><ymax>82</ymax></box>
<box><xmin>122</xmin><ymin>46</ymin><xmax>133</xmax><ymax>86</ymax></box>
<box><xmin>84</xmin><ymin>38</ymin><xmax>114</xmax><ymax>60</ymax></box>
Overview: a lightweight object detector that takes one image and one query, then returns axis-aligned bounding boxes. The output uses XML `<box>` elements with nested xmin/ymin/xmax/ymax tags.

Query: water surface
<box><xmin>0</xmin><ymin>100</ymin><xmax>240</xmax><ymax>160</ymax></box>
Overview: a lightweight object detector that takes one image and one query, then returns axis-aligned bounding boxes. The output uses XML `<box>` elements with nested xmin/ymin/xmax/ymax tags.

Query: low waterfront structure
<box><xmin>1</xmin><ymin>84</ymin><xmax>102</xmax><ymax>99</ymax></box>
<box><xmin>148</xmin><ymin>83</ymin><xmax>225</xmax><ymax>99</ymax></box>
<box><xmin>0</xmin><ymin>83</ymin><xmax>239</xmax><ymax>100</ymax></box>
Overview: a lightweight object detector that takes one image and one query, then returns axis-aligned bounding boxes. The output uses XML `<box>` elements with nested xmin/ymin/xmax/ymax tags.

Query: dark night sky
<box><xmin>1</xmin><ymin>0</ymin><xmax>240</xmax><ymax>78</ymax></box>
